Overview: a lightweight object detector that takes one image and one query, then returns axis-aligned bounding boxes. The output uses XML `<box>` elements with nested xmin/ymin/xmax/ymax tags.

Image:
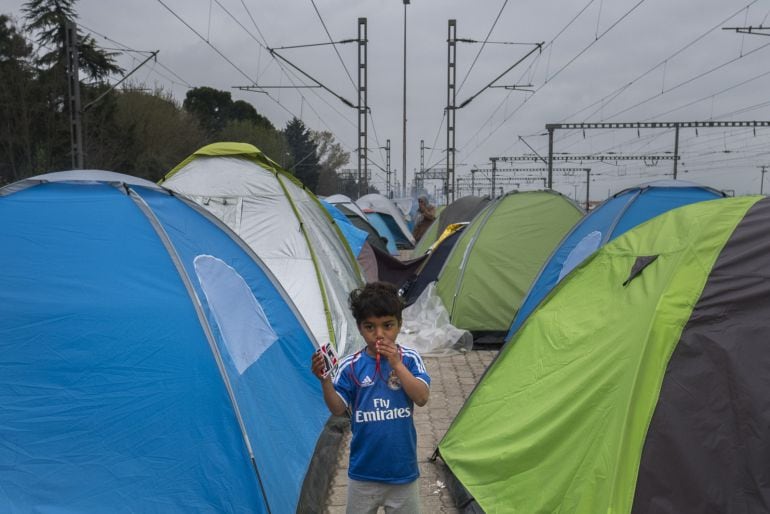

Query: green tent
<box><xmin>435</xmin><ymin>190</ymin><xmax>582</xmax><ymax>341</ymax></box>
<box><xmin>439</xmin><ymin>195</ymin><xmax>770</xmax><ymax>513</ymax></box>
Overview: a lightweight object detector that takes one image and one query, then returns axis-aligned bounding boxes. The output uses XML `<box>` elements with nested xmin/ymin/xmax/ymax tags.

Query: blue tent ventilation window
<box><xmin>558</xmin><ymin>230</ymin><xmax>602</xmax><ymax>281</ymax></box>
<box><xmin>194</xmin><ymin>255</ymin><xmax>278</xmax><ymax>375</ymax></box>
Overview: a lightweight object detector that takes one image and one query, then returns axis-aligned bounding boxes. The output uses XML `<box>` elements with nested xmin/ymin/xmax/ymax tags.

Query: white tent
<box><xmin>325</xmin><ymin>194</ymin><xmax>369</xmax><ymax>220</ymax></box>
<box><xmin>161</xmin><ymin>143</ymin><xmax>364</xmax><ymax>356</ymax></box>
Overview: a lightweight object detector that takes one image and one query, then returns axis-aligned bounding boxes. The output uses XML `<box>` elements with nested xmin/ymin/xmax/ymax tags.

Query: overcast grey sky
<box><xmin>4</xmin><ymin>0</ymin><xmax>770</xmax><ymax>202</ymax></box>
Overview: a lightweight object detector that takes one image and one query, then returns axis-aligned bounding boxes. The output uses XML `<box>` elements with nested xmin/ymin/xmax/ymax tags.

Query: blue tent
<box><xmin>364</xmin><ymin>212</ymin><xmax>404</xmax><ymax>255</ymax></box>
<box><xmin>320</xmin><ymin>199</ymin><xmax>368</xmax><ymax>257</ymax></box>
<box><xmin>507</xmin><ymin>180</ymin><xmax>725</xmax><ymax>339</ymax></box>
<box><xmin>0</xmin><ymin>171</ymin><xmax>328</xmax><ymax>513</ymax></box>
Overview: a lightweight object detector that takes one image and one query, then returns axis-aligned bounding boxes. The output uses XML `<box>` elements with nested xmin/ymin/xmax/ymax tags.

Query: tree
<box><xmin>311</xmin><ymin>130</ymin><xmax>349</xmax><ymax>196</ymax></box>
<box><xmin>0</xmin><ymin>15</ymin><xmax>36</xmax><ymax>183</ymax></box>
<box><xmin>22</xmin><ymin>0</ymin><xmax>121</xmax><ymax>81</ymax></box>
<box><xmin>283</xmin><ymin>117</ymin><xmax>320</xmax><ymax>192</ymax></box>
<box><xmin>81</xmin><ymin>82</ymin><xmax>124</xmax><ymax>173</ymax></box>
<box><xmin>184</xmin><ymin>88</ymin><xmax>277</xmax><ymax>139</ymax></box>
<box><xmin>218</xmin><ymin>119</ymin><xmax>290</xmax><ymax>164</ymax></box>
<box><xmin>230</xmin><ymin>99</ymin><xmax>274</xmax><ymax>130</ymax></box>
<box><xmin>112</xmin><ymin>87</ymin><xmax>206</xmax><ymax>181</ymax></box>
<box><xmin>20</xmin><ymin>0</ymin><xmax>123</xmax><ymax>173</ymax></box>
<box><xmin>0</xmin><ymin>15</ymin><xmax>31</xmax><ymax>62</ymax></box>
<box><xmin>183</xmin><ymin>86</ymin><xmax>233</xmax><ymax>136</ymax></box>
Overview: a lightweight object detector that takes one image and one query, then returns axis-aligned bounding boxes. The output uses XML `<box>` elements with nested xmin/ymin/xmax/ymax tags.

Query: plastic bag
<box><xmin>399</xmin><ymin>282</ymin><xmax>473</xmax><ymax>356</ymax></box>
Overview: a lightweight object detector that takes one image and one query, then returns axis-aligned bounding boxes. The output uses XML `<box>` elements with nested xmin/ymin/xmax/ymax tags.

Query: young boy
<box><xmin>311</xmin><ymin>281</ymin><xmax>431</xmax><ymax>514</ymax></box>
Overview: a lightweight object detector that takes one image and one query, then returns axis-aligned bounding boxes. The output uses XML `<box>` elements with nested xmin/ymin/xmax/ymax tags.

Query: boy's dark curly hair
<box><xmin>348</xmin><ymin>281</ymin><xmax>404</xmax><ymax>325</ymax></box>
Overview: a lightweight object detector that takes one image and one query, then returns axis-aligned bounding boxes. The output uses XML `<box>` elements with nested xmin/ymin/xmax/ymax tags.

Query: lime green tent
<box><xmin>435</xmin><ymin>190</ymin><xmax>582</xmax><ymax>340</ymax></box>
<box><xmin>439</xmin><ymin>195</ymin><xmax>770</xmax><ymax>513</ymax></box>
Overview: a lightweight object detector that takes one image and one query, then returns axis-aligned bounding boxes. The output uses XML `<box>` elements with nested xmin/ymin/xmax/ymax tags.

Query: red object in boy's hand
<box><xmin>314</xmin><ymin>343</ymin><xmax>339</xmax><ymax>379</ymax></box>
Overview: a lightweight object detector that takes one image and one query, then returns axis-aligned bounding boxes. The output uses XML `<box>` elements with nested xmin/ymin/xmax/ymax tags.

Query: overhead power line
<box><xmin>82</xmin><ymin>50</ymin><xmax>159</xmax><ymax>112</ymax></box>
<box><xmin>603</xmin><ymin>40</ymin><xmax>770</xmax><ymax>122</ymax></box>
<box><xmin>268</xmin><ymin>49</ymin><xmax>355</xmax><ymax>108</ymax></box>
<box><xmin>156</xmin><ymin>0</ymin><xmax>261</xmax><ymax>87</ymax></box>
<box><xmin>457</xmin><ymin>43</ymin><xmax>543</xmax><ymax>109</ymax></box>
<box><xmin>426</xmin><ymin>0</ymin><xmax>595</xmax><ymax>170</ymax></box>
<box><xmin>540</xmin><ymin>1</ymin><xmax>768</xmax><ymax>158</ymax></box>
<box><xmin>179</xmin><ymin>0</ymin><xmax>358</xmax><ymax>148</ymax></box>
<box><xmin>457</xmin><ymin>0</ymin><xmax>510</xmax><ymax>94</ymax></box>
<box><xmin>497</xmin><ymin>153</ymin><xmax>678</xmax><ymax>162</ymax></box>
<box><xmin>226</xmin><ymin>0</ymin><xmax>362</xmax><ymax>154</ymax></box>
<box><xmin>544</xmin><ymin>120</ymin><xmax>770</xmax><ymax>187</ymax></box>
<box><xmin>559</xmin><ymin>0</ymin><xmax>763</xmax><ymax>123</ymax></box>
<box><xmin>545</xmin><ymin>0</ymin><xmax>647</xmax><ymax>87</ymax></box>
<box><xmin>309</xmin><ymin>0</ymin><xmax>357</xmax><ymax>91</ymax></box>
<box><xmin>79</xmin><ymin>22</ymin><xmax>193</xmax><ymax>88</ymax></box>
<box><xmin>458</xmin><ymin>0</ymin><xmax>647</xmax><ymax>162</ymax></box>
<box><xmin>723</xmin><ymin>25</ymin><xmax>770</xmax><ymax>35</ymax></box>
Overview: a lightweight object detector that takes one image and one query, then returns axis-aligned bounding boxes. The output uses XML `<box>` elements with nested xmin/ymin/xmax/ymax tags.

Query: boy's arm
<box><xmin>392</xmin><ymin>362</ymin><xmax>430</xmax><ymax>406</ymax></box>
<box><xmin>312</xmin><ymin>352</ymin><xmax>348</xmax><ymax>416</ymax></box>
<box><xmin>321</xmin><ymin>378</ymin><xmax>347</xmax><ymax>416</ymax></box>
<box><xmin>378</xmin><ymin>340</ymin><xmax>430</xmax><ymax>406</ymax></box>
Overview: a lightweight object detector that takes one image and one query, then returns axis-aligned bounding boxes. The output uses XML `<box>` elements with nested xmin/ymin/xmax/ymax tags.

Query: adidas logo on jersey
<box><xmin>361</xmin><ymin>375</ymin><xmax>373</xmax><ymax>386</ymax></box>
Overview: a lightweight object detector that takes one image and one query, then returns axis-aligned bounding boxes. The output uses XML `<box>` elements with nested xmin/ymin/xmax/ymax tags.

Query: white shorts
<box><xmin>346</xmin><ymin>478</ymin><xmax>422</xmax><ymax>514</ymax></box>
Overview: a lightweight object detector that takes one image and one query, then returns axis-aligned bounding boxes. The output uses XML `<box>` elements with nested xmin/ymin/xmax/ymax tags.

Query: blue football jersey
<box><xmin>333</xmin><ymin>345</ymin><xmax>430</xmax><ymax>483</ymax></box>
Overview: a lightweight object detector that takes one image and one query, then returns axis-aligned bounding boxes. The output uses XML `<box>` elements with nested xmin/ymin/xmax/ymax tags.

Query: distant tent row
<box><xmin>326</xmin><ymin>193</ymin><xmax>415</xmax><ymax>257</ymax></box>
<box><xmin>0</xmin><ymin>172</ymin><xmax>329</xmax><ymax>512</ymax></box>
<box><xmin>440</xmin><ymin>195</ymin><xmax>770</xmax><ymax>513</ymax></box>
<box><xmin>325</xmin><ymin>194</ymin><xmax>392</xmax><ymax>254</ymax></box>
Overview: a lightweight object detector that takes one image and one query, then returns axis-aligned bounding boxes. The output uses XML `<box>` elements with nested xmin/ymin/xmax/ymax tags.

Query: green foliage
<box><xmin>184</xmin><ymin>87</ymin><xmax>277</xmax><ymax>140</ymax></box>
<box><xmin>230</xmin><ymin>100</ymin><xmax>274</xmax><ymax>130</ymax></box>
<box><xmin>183</xmin><ymin>86</ymin><xmax>233</xmax><ymax>136</ymax></box>
<box><xmin>283</xmin><ymin>117</ymin><xmax>320</xmax><ymax>192</ymax></box>
<box><xmin>0</xmin><ymin>14</ymin><xmax>54</xmax><ymax>183</ymax></box>
<box><xmin>0</xmin><ymin>0</ymin><xmax>125</xmax><ymax>182</ymax></box>
<box><xmin>218</xmin><ymin>119</ymin><xmax>290</xmax><ymax>164</ymax></box>
<box><xmin>113</xmin><ymin>88</ymin><xmax>206</xmax><ymax>181</ymax></box>
<box><xmin>311</xmin><ymin>130</ymin><xmax>349</xmax><ymax>196</ymax></box>
<box><xmin>81</xmin><ymin>83</ymin><xmax>125</xmax><ymax>172</ymax></box>
<box><xmin>74</xmin><ymin>33</ymin><xmax>122</xmax><ymax>81</ymax></box>
<box><xmin>0</xmin><ymin>14</ymin><xmax>31</xmax><ymax>62</ymax></box>
<box><xmin>22</xmin><ymin>0</ymin><xmax>76</xmax><ymax>51</ymax></box>
<box><xmin>0</xmin><ymin>8</ymin><xmax>287</xmax><ymax>185</ymax></box>
<box><xmin>22</xmin><ymin>0</ymin><xmax>122</xmax><ymax>80</ymax></box>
